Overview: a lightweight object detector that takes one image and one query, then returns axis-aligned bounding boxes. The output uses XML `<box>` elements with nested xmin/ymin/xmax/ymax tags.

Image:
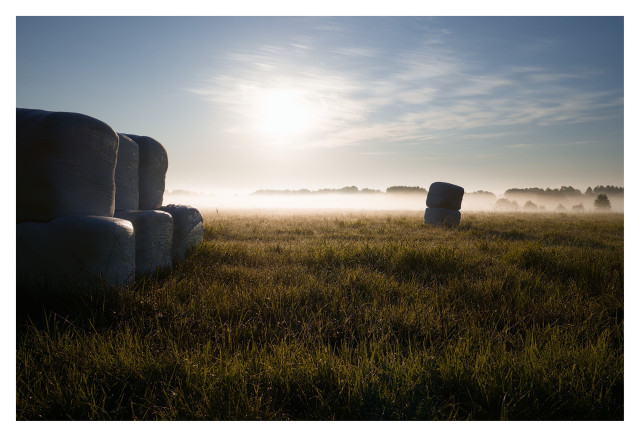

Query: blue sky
<box><xmin>16</xmin><ymin>15</ymin><xmax>624</xmax><ymax>194</ymax></box>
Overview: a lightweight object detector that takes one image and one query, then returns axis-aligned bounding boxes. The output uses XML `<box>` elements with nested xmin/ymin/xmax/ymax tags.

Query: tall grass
<box><xmin>16</xmin><ymin>210</ymin><xmax>623</xmax><ymax>420</ymax></box>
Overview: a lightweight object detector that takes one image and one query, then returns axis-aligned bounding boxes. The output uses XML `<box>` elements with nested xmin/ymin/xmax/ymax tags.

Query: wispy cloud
<box><xmin>329</xmin><ymin>46</ymin><xmax>379</xmax><ymax>57</ymax></box>
<box><xmin>462</xmin><ymin>132</ymin><xmax>515</xmax><ymax>139</ymax></box>
<box><xmin>189</xmin><ymin>25</ymin><xmax>622</xmax><ymax>151</ymax></box>
<box><xmin>451</xmin><ymin>77</ymin><xmax>514</xmax><ymax>96</ymax></box>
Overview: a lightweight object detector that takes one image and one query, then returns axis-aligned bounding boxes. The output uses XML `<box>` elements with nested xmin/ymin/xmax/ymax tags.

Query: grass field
<box><xmin>16</xmin><ymin>210</ymin><xmax>624</xmax><ymax>420</ymax></box>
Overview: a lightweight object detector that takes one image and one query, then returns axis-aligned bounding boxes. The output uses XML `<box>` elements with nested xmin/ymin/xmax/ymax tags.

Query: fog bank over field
<box><xmin>167</xmin><ymin>191</ymin><xmax>429</xmax><ymax>211</ymax></box>
<box><xmin>165</xmin><ymin>187</ymin><xmax>624</xmax><ymax>213</ymax></box>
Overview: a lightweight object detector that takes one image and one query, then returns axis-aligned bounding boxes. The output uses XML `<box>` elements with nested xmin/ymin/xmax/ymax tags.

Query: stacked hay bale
<box><xmin>158</xmin><ymin>204</ymin><xmax>204</xmax><ymax>264</ymax></box>
<box><xmin>17</xmin><ymin>216</ymin><xmax>136</xmax><ymax>291</ymax></box>
<box><xmin>16</xmin><ymin>108</ymin><xmax>136</xmax><ymax>291</ymax></box>
<box><xmin>114</xmin><ymin>133</ymin><xmax>173</xmax><ymax>278</ymax></box>
<box><xmin>17</xmin><ymin>108</ymin><xmax>119</xmax><ymax>222</ymax></box>
<box><xmin>120</xmin><ymin>134</ymin><xmax>204</xmax><ymax>266</ymax></box>
<box><xmin>424</xmin><ymin>182</ymin><xmax>464</xmax><ymax>227</ymax></box>
<box><xmin>113</xmin><ymin>209</ymin><xmax>173</xmax><ymax>277</ymax></box>
<box><xmin>123</xmin><ymin>135</ymin><xmax>168</xmax><ymax>210</ymax></box>
<box><xmin>113</xmin><ymin>133</ymin><xmax>139</xmax><ymax>211</ymax></box>
<box><xmin>16</xmin><ymin>108</ymin><xmax>204</xmax><ymax>293</ymax></box>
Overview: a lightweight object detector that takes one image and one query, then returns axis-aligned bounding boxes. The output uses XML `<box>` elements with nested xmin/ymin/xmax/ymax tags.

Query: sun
<box><xmin>254</xmin><ymin>88</ymin><xmax>317</xmax><ymax>138</ymax></box>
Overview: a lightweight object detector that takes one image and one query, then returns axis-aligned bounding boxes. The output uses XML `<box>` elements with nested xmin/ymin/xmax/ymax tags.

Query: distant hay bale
<box><xmin>114</xmin><ymin>210</ymin><xmax>173</xmax><ymax>277</ymax></box>
<box><xmin>16</xmin><ymin>215</ymin><xmax>136</xmax><ymax>292</ymax></box>
<box><xmin>424</xmin><ymin>207</ymin><xmax>461</xmax><ymax>227</ymax></box>
<box><xmin>158</xmin><ymin>204</ymin><xmax>204</xmax><ymax>264</ymax></box>
<box><xmin>16</xmin><ymin>108</ymin><xmax>119</xmax><ymax>222</ymax></box>
<box><xmin>124</xmin><ymin>134</ymin><xmax>168</xmax><ymax>210</ymax></box>
<box><xmin>426</xmin><ymin>182</ymin><xmax>465</xmax><ymax>210</ymax></box>
<box><xmin>115</xmin><ymin>133</ymin><xmax>140</xmax><ymax>211</ymax></box>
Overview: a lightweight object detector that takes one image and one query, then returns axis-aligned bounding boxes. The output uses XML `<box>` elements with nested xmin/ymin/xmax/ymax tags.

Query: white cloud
<box><xmin>329</xmin><ymin>46</ymin><xmax>379</xmax><ymax>57</ymax></box>
<box><xmin>462</xmin><ymin>132</ymin><xmax>515</xmax><ymax>139</ymax></box>
<box><xmin>189</xmin><ymin>35</ymin><xmax>622</xmax><ymax>151</ymax></box>
<box><xmin>451</xmin><ymin>77</ymin><xmax>515</xmax><ymax>96</ymax></box>
<box><xmin>396</xmin><ymin>87</ymin><xmax>438</xmax><ymax>105</ymax></box>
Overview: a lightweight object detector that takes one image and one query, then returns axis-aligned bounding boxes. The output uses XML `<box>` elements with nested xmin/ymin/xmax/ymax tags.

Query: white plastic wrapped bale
<box><xmin>16</xmin><ymin>215</ymin><xmax>135</xmax><ymax>292</ymax></box>
<box><xmin>158</xmin><ymin>204</ymin><xmax>204</xmax><ymax>263</ymax></box>
<box><xmin>124</xmin><ymin>135</ymin><xmax>168</xmax><ymax>210</ymax></box>
<box><xmin>426</xmin><ymin>182</ymin><xmax>465</xmax><ymax>211</ymax></box>
<box><xmin>424</xmin><ymin>208</ymin><xmax>461</xmax><ymax>227</ymax></box>
<box><xmin>115</xmin><ymin>133</ymin><xmax>140</xmax><ymax>211</ymax></box>
<box><xmin>16</xmin><ymin>108</ymin><xmax>119</xmax><ymax>223</ymax></box>
<box><xmin>114</xmin><ymin>210</ymin><xmax>173</xmax><ymax>277</ymax></box>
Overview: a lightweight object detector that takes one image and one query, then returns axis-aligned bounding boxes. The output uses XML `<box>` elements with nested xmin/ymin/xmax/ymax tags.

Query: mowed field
<box><xmin>16</xmin><ymin>210</ymin><xmax>624</xmax><ymax>420</ymax></box>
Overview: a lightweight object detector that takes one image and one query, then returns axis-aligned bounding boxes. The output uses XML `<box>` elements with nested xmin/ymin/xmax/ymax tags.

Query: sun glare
<box><xmin>254</xmin><ymin>89</ymin><xmax>317</xmax><ymax>138</ymax></box>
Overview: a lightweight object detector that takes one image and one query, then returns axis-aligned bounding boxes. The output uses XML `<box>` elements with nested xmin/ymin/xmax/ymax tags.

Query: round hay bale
<box><xmin>424</xmin><ymin>207</ymin><xmax>461</xmax><ymax>227</ymax></box>
<box><xmin>17</xmin><ymin>215</ymin><xmax>136</xmax><ymax>292</ymax></box>
<box><xmin>123</xmin><ymin>134</ymin><xmax>168</xmax><ymax>210</ymax></box>
<box><xmin>426</xmin><ymin>182</ymin><xmax>465</xmax><ymax>210</ymax></box>
<box><xmin>114</xmin><ymin>209</ymin><xmax>173</xmax><ymax>277</ymax></box>
<box><xmin>16</xmin><ymin>108</ymin><xmax>119</xmax><ymax>222</ymax></box>
<box><xmin>115</xmin><ymin>133</ymin><xmax>140</xmax><ymax>211</ymax></box>
<box><xmin>158</xmin><ymin>204</ymin><xmax>204</xmax><ymax>263</ymax></box>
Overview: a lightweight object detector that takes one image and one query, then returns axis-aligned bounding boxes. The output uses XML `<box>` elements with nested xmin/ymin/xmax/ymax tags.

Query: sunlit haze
<box><xmin>16</xmin><ymin>15</ymin><xmax>624</xmax><ymax>205</ymax></box>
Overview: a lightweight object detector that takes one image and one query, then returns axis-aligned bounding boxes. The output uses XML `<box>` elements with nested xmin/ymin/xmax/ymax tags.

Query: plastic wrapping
<box><xmin>17</xmin><ymin>215</ymin><xmax>136</xmax><ymax>292</ymax></box>
<box><xmin>16</xmin><ymin>108</ymin><xmax>119</xmax><ymax>223</ymax></box>
<box><xmin>115</xmin><ymin>133</ymin><xmax>140</xmax><ymax>211</ymax></box>
<box><xmin>114</xmin><ymin>210</ymin><xmax>173</xmax><ymax>277</ymax></box>
<box><xmin>426</xmin><ymin>182</ymin><xmax>465</xmax><ymax>211</ymax></box>
<box><xmin>424</xmin><ymin>207</ymin><xmax>461</xmax><ymax>227</ymax></box>
<box><xmin>124</xmin><ymin>134</ymin><xmax>168</xmax><ymax>210</ymax></box>
<box><xmin>159</xmin><ymin>204</ymin><xmax>204</xmax><ymax>263</ymax></box>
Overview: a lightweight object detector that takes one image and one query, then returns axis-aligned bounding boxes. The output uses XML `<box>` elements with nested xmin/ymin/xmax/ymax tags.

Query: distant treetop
<box><xmin>250</xmin><ymin>184</ymin><xmax>623</xmax><ymax>197</ymax></box>
<box><xmin>505</xmin><ymin>186</ymin><xmax>582</xmax><ymax>197</ymax></box>
<box><xmin>504</xmin><ymin>185</ymin><xmax>623</xmax><ymax>197</ymax></box>
<box><xmin>466</xmin><ymin>190</ymin><xmax>496</xmax><ymax>197</ymax></box>
<box><xmin>251</xmin><ymin>189</ymin><xmax>311</xmax><ymax>196</ymax></box>
<box><xmin>385</xmin><ymin>186</ymin><xmax>427</xmax><ymax>194</ymax></box>
<box><xmin>594</xmin><ymin>193</ymin><xmax>612</xmax><ymax>210</ymax></box>
<box><xmin>494</xmin><ymin>198</ymin><xmax>519</xmax><ymax>211</ymax></box>
<box><xmin>593</xmin><ymin>185</ymin><xmax>623</xmax><ymax>194</ymax></box>
<box><xmin>316</xmin><ymin>186</ymin><xmax>359</xmax><ymax>194</ymax></box>
<box><xmin>251</xmin><ymin>186</ymin><xmax>383</xmax><ymax>195</ymax></box>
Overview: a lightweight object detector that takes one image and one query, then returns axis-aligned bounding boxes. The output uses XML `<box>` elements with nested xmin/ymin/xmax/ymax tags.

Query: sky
<box><xmin>15</xmin><ymin>15</ymin><xmax>624</xmax><ymax>196</ymax></box>
<box><xmin>5</xmin><ymin>6</ymin><xmax>639</xmax><ymax>433</ymax></box>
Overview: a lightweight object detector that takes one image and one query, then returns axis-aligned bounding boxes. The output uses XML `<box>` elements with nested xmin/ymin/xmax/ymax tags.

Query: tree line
<box><xmin>252</xmin><ymin>185</ymin><xmax>623</xmax><ymax>197</ymax></box>
<box><xmin>252</xmin><ymin>186</ymin><xmax>426</xmax><ymax>195</ymax></box>
<box><xmin>505</xmin><ymin>185</ymin><xmax>623</xmax><ymax>197</ymax></box>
